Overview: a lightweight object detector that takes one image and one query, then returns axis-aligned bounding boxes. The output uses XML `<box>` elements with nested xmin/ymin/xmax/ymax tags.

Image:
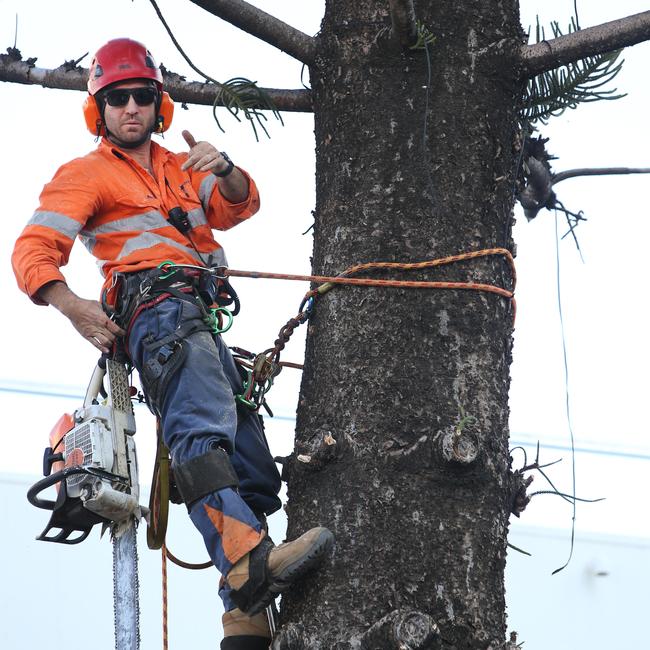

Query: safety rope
<box><xmin>162</xmin><ymin>542</ymin><xmax>168</xmax><ymax>650</ymax></box>
<box><xmin>147</xmin><ymin>422</ymin><xmax>213</xmax><ymax>650</ymax></box>
<box><xmin>222</xmin><ymin>247</ymin><xmax>516</xmax><ymax>301</ymax></box>
<box><xmin>165</xmin><ymin>547</ymin><xmax>212</xmax><ymax>570</ymax></box>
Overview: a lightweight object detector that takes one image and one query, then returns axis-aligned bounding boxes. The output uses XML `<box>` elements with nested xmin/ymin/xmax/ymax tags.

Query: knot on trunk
<box><xmin>439</xmin><ymin>427</ymin><xmax>480</xmax><ymax>465</ymax></box>
<box><xmin>360</xmin><ymin>609</ymin><xmax>440</xmax><ymax>649</ymax></box>
<box><xmin>292</xmin><ymin>430</ymin><xmax>339</xmax><ymax>472</ymax></box>
<box><xmin>510</xmin><ymin>471</ymin><xmax>533</xmax><ymax>517</ymax></box>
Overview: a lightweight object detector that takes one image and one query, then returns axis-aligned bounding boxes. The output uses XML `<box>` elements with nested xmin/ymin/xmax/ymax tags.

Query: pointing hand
<box><xmin>181</xmin><ymin>130</ymin><xmax>229</xmax><ymax>174</ymax></box>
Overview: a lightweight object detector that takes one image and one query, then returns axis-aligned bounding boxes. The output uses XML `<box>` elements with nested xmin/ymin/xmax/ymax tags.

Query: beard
<box><xmin>106</xmin><ymin>117</ymin><xmax>156</xmax><ymax>149</ymax></box>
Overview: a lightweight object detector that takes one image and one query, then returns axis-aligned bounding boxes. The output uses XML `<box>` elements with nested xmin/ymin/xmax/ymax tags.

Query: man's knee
<box><xmin>173</xmin><ymin>447</ymin><xmax>239</xmax><ymax>508</ymax></box>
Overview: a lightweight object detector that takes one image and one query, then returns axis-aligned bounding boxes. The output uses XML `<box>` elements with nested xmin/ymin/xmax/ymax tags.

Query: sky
<box><xmin>0</xmin><ymin>0</ymin><xmax>648</xmax><ymax>608</ymax></box>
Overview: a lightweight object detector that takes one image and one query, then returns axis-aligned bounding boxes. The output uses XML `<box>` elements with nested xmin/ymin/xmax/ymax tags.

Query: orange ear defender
<box><xmin>156</xmin><ymin>91</ymin><xmax>174</xmax><ymax>133</ymax></box>
<box><xmin>82</xmin><ymin>94</ymin><xmax>103</xmax><ymax>136</ymax></box>
<box><xmin>82</xmin><ymin>91</ymin><xmax>174</xmax><ymax>136</ymax></box>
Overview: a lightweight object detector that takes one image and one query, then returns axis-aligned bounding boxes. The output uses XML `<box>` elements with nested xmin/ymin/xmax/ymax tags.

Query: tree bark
<box><xmin>279</xmin><ymin>1</ymin><xmax>523</xmax><ymax>647</ymax></box>
<box><xmin>388</xmin><ymin>0</ymin><xmax>419</xmax><ymax>48</ymax></box>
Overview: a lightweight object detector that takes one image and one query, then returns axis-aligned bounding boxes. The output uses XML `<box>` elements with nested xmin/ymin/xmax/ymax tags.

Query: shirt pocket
<box><xmin>106</xmin><ymin>192</ymin><xmax>168</xmax><ymax>234</ymax></box>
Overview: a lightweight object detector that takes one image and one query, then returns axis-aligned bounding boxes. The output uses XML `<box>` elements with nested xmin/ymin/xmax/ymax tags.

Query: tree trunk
<box><xmin>278</xmin><ymin>1</ymin><xmax>524</xmax><ymax>648</ymax></box>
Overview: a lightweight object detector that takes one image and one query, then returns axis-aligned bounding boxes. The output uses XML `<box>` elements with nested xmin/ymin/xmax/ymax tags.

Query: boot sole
<box><xmin>248</xmin><ymin>528</ymin><xmax>334</xmax><ymax>615</ymax></box>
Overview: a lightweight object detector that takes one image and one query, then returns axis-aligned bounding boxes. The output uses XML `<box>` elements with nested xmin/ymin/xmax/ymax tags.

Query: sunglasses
<box><xmin>104</xmin><ymin>87</ymin><xmax>158</xmax><ymax>108</ymax></box>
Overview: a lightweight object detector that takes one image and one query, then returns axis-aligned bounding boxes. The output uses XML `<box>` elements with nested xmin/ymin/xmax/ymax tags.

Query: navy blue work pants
<box><xmin>127</xmin><ymin>297</ymin><xmax>282</xmax><ymax>610</ymax></box>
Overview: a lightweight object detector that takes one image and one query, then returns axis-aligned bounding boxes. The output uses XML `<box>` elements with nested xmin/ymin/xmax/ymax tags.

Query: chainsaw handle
<box><xmin>83</xmin><ymin>360</ymin><xmax>107</xmax><ymax>407</ymax></box>
<box><xmin>26</xmin><ymin>467</ymin><xmax>91</xmax><ymax>510</ymax></box>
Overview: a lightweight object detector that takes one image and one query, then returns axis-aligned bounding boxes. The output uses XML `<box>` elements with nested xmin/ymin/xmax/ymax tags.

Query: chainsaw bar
<box><xmin>106</xmin><ymin>359</ymin><xmax>140</xmax><ymax>650</ymax></box>
<box><xmin>113</xmin><ymin>522</ymin><xmax>140</xmax><ymax>650</ymax></box>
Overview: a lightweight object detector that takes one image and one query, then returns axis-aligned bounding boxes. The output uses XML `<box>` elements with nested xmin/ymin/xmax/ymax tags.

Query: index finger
<box><xmin>182</xmin><ymin>130</ymin><xmax>198</xmax><ymax>149</ymax></box>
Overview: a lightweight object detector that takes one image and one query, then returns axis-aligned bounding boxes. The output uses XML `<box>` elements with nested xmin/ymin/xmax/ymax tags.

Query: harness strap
<box><xmin>109</xmin><ymin>266</ymin><xmax>239</xmax><ymax>334</ymax></box>
<box><xmin>142</xmin><ymin>310</ymin><xmax>212</xmax><ymax>355</ymax></box>
<box><xmin>229</xmin><ymin>537</ymin><xmax>274</xmax><ymax>613</ymax></box>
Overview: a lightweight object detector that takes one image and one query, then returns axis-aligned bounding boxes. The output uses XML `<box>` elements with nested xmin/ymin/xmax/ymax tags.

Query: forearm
<box><xmin>38</xmin><ymin>280</ymin><xmax>82</xmax><ymax>316</ymax></box>
<box><xmin>37</xmin><ymin>280</ymin><xmax>124</xmax><ymax>353</ymax></box>
<box><xmin>216</xmin><ymin>167</ymin><xmax>250</xmax><ymax>203</ymax></box>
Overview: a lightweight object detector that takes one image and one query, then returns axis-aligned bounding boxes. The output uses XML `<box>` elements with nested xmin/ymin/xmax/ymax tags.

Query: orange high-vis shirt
<box><xmin>12</xmin><ymin>138</ymin><xmax>260</xmax><ymax>305</ymax></box>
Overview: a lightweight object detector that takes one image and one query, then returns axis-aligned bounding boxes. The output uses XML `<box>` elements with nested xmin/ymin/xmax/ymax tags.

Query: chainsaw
<box><xmin>27</xmin><ymin>356</ymin><xmax>144</xmax><ymax>649</ymax></box>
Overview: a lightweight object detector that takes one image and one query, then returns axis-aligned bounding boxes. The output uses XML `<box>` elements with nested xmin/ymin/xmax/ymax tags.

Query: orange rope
<box><xmin>162</xmin><ymin>543</ymin><xmax>169</xmax><ymax>650</ymax></box>
<box><xmin>224</xmin><ymin>247</ymin><xmax>516</xmax><ymax>303</ymax></box>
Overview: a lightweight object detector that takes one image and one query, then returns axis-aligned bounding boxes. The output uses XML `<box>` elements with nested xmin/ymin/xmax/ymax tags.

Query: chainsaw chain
<box><xmin>113</xmin><ymin>523</ymin><xmax>141</xmax><ymax>650</ymax></box>
<box><xmin>108</xmin><ymin>359</ymin><xmax>140</xmax><ymax>650</ymax></box>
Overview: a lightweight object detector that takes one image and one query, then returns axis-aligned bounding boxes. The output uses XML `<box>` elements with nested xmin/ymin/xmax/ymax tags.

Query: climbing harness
<box><xmin>103</xmin><ymin>261</ymin><xmax>239</xmax><ymax>335</ymax></box>
<box><xmin>101</xmin><ymin>263</ymin><xmax>241</xmax><ymax>417</ymax></box>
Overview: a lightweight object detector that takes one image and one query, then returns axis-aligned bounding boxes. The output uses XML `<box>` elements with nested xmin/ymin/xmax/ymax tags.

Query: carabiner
<box><xmin>157</xmin><ymin>260</ymin><xmax>178</xmax><ymax>280</ymax></box>
<box><xmin>236</xmin><ymin>370</ymin><xmax>257</xmax><ymax>409</ymax></box>
<box><xmin>299</xmin><ymin>294</ymin><xmax>315</xmax><ymax>316</ymax></box>
<box><xmin>236</xmin><ymin>394</ymin><xmax>258</xmax><ymax>409</ymax></box>
<box><xmin>209</xmin><ymin>307</ymin><xmax>233</xmax><ymax>334</ymax></box>
<box><xmin>210</xmin><ymin>266</ymin><xmax>229</xmax><ymax>280</ymax></box>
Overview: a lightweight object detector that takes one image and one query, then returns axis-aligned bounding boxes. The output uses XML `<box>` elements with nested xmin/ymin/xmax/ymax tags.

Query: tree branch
<box><xmin>0</xmin><ymin>52</ymin><xmax>312</xmax><ymax>113</ymax></box>
<box><xmin>388</xmin><ymin>0</ymin><xmax>418</xmax><ymax>48</ymax></box>
<box><xmin>188</xmin><ymin>0</ymin><xmax>317</xmax><ymax>65</ymax></box>
<box><xmin>521</xmin><ymin>10</ymin><xmax>650</xmax><ymax>77</ymax></box>
<box><xmin>552</xmin><ymin>167</ymin><xmax>650</xmax><ymax>185</ymax></box>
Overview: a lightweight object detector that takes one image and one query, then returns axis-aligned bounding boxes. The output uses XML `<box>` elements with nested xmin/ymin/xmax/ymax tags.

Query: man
<box><xmin>12</xmin><ymin>38</ymin><xmax>333</xmax><ymax>650</ymax></box>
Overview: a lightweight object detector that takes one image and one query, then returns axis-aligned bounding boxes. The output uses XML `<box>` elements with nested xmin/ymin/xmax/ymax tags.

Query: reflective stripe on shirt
<box><xmin>116</xmin><ymin>232</ymin><xmax>203</xmax><ymax>261</ymax></box>
<box><xmin>198</xmin><ymin>174</ymin><xmax>217</xmax><ymax>211</ymax></box>
<box><xmin>95</xmin><ymin>243</ymin><xmax>228</xmax><ymax>276</ymax></box>
<box><xmin>187</xmin><ymin>207</ymin><xmax>208</xmax><ymax>228</ymax></box>
<box><xmin>80</xmin><ymin>210</ymin><xmax>169</xmax><ymax>252</ymax></box>
<box><xmin>28</xmin><ymin>211</ymin><xmax>83</xmax><ymax>240</ymax></box>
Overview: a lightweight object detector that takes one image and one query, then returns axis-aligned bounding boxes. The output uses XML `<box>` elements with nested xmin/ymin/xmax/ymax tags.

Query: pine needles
<box><xmin>523</xmin><ymin>17</ymin><xmax>626</xmax><ymax>125</ymax></box>
<box><xmin>149</xmin><ymin>0</ymin><xmax>282</xmax><ymax>141</ymax></box>
<box><xmin>213</xmin><ymin>77</ymin><xmax>283</xmax><ymax>141</ymax></box>
<box><xmin>408</xmin><ymin>21</ymin><xmax>437</xmax><ymax>51</ymax></box>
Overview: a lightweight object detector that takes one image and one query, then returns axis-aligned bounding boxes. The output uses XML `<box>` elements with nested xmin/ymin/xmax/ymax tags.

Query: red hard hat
<box><xmin>88</xmin><ymin>38</ymin><xmax>163</xmax><ymax>95</ymax></box>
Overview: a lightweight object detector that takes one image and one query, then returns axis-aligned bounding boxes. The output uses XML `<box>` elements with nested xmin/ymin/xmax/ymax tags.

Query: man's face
<box><xmin>101</xmin><ymin>80</ymin><xmax>157</xmax><ymax>146</ymax></box>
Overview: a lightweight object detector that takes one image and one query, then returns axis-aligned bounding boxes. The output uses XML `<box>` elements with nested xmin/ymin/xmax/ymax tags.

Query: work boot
<box><xmin>226</xmin><ymin>526</ymin><xmax>334</xmax><ymax>616</ymax></box>
<box><xmin>220</xmin><ymin>608</ymin><xmax>271</xmax><ymax>650</ymax></box>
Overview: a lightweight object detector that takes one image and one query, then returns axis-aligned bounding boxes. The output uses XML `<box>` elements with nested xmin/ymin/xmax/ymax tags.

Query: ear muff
<box><xmin>82</xmin><ymin>91</ymin><xmax>174</xmax><ymax>136</ymax></box>
<box><xmin>82</xmin><ymin>95</ymin><xmax>103</xmax><ymax>136</ymax></box>
<box><xmin>155</xmin><ymin>91</ymin><xmax>174</xmax><ymax>134</ymax></box>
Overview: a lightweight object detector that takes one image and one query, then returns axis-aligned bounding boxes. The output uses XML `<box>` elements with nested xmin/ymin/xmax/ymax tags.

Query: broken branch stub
<box><xmin>360</xmin><ymin>609</ymin><xmax>440</xmax><ymax>650</ymax></box>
